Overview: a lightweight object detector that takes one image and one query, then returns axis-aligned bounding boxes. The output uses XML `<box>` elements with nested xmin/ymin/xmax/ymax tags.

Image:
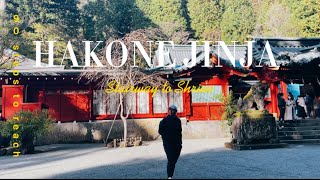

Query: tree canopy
<box><xmin>1</xmin><ymin>0</ymin><xmax>319</xmax><ymax>60</ymax></box>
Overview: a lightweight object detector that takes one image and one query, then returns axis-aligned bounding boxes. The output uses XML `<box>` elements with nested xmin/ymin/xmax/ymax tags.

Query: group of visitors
<box><xmin>277</xmin><ymin>92</ymin><xmax>320</xmax><ymax>122</ymax></box>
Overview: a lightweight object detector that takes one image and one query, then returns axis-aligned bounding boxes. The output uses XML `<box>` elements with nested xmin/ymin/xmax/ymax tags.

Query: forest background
<box><xmin>0</xmin><ymin>0</ymin><xmax>319</xmax><ymax>63</ymax></box>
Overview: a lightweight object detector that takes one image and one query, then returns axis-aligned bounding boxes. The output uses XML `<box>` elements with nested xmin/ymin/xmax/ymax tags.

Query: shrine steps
<box><xmin>278</xmin><ymin>119</ymin><xmax>320</xmax><ymax>144</ymax></box>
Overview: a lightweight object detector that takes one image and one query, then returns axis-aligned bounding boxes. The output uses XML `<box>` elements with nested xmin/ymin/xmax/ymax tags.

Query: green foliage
<box><xmin>221</xmin><ymin>0</ymin><xmax>256</xmax><ymax>43</ymax></box>
<box><xmin>45</xmin><ymin>0</ymin><xmax>81</xmax><ymax>38</ymax></box>
<box><xmin>3</xmin><ymin>0</ymin><xmax>81</xmax><ymax>62</ymax></box>
<box><xmin>187</xmin><ymin>0</ymin><xmax>225</xmax><ymax>41</ymax></box>
<box><xmin>251</xmin><ymin>0</ymin><xmax>274</xmax><ymax>35</ymax></box>
<box><xmin>136</xmin><ymin>0</ymin><xmax>187</xmax><ymax>37</ymax></box>
<box><xmin>0</xmin><ymin>110</ymin><xmax>54</xmax><ymax>148</ymax></box>
<box><xmin>81</xmin><ymin>0</ymin><xmax>108</xmax><ymax>40</ymax></box>
<box><xmin>253</xmin><ymin>0</ymin><xmax>301</xmax><ymax>37</ymax></box>
<box><xmin>284</xmin><ymin>0</ymin><xmax>320</xmax><ymax>37</ymax></box>
<box><xmin>21</xmin><ymin>23</ymin><xmax>67</xmax><ymax>64</ymax></box>
<box><xmin>5</xmin><ymin>0</ymin><xmax>81</xmax><ymax>37</ymax></box>
<box><xmin>217</xmin><ymin>91</ymin><xmax>238</xmax><ymax>126</ymax></box>
<box><xmin>1</xmin><ymin>0</ymin><xmax>320</xmax><ymax>61</ymax></box>
<box><xmin>82</xmin><ymin>0</ymin><xmax>152</xmax><ymax>41</ymax></box>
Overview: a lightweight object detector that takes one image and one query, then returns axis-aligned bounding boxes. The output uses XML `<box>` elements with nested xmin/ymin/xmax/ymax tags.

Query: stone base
<box><xmin>35</xmin><ymin>118</ymin><xmax>231</xmax><ymax>145</ymax></box>
<box><xmin>224</xmin><ymin>142</ymin><xmax>288</xmax><ymax>151</ymax></box>
<box><xmin>231</xmin><ymin>110</ymin><xmax>279</xmax><ymax>145</ymax></box>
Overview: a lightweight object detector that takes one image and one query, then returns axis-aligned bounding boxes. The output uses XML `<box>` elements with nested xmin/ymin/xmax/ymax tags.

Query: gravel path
<box><xmin>0</xmin><ymin>138</ymin><xmax>320</xmax><ymax>179</ymax></box>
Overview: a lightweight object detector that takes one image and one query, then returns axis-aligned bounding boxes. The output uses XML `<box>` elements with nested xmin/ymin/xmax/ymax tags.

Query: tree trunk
<box><xmin>122</xmin><ymin>117</ymin><xmax>127</xmax><ymax>147</ymax></box>
<box><xmin>119</xmin><ymin>93</ymin><xmax>127</xmax><ymax>147</ymax></box>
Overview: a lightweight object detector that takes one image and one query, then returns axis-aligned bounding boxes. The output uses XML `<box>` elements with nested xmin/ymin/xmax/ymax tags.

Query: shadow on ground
<box><xmin>0</xmin><ymin>144</ymin><xmax>106</xmax><ymax>171</ymax></box>
<box><xmin>45</xmin><ymin>145</ymin><xmax>320</xmax><ymax>179</ymax></box>
<box><xmin>2</xmin><ymin>142</ymin><xmax>320</xmax><ymax>179</ymax></box>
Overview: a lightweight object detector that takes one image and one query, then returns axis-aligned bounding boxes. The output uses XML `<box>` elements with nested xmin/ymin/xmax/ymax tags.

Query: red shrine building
<box><xmin>0</xmin><ymin>37</ymin><xmax>319</xmax><ymax>123</ymax></box>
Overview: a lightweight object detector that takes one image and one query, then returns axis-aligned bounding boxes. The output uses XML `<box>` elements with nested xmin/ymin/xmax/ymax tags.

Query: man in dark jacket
<box><xmin>158</xmin><ymin>104</ymin><xmax>182</xmax><ymax>179</ymax></box>
<box><xmin>277</xmin><ymin>93</ymin><xmax>286</xmax><ymax>123</ymax></box>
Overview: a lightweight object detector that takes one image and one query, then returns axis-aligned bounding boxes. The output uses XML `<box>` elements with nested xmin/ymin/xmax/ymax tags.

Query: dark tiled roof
<box><xmin>252</xmin><ymin>37</ymin><xmax>320</xmax><ymax>67</ymax></box>
<box><xmin>153</xmin><ymin>44</ymin><xmax>248</xmax><ymax>73</ymax></box>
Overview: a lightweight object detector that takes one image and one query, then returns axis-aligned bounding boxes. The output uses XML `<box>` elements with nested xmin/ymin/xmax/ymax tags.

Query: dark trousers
<box><xmin>279</xmin><ymin>106</ymin><xmax>285</xmax><ymax>121</ymax></box>
<box><xmin>316</xmin><ymin>108</ymin><xmax>320</xmax><ymax>119</ymax></box>
<box><xmin>307</xmin><ymin>106</ymin><xmax>312</xmax><ymax>117</ymax></box>
<box><xmin>163</xmin><ymin>141</ymin><xmax>182</xmax><ymax>178</ymax></box>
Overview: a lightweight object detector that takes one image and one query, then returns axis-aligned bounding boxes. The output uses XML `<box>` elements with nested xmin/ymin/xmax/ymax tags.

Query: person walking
<box><xmin>285</xmin><ymin>93</ymin><xmax>296</xmax><ymax>120</ymax></box>
<box><xmin>296</xmin><ymin>95</ymin><xmax>307</xmax><ymax>119</ymax></box>
<box><xmin>314</xmin><ymin>96</ymin><xmax>320</xmax><ymax>119</ymax></box>
<box><xmin>158</xmin><ymin>105</ymin><xmax>182</xmax><ymax>179</ymax></box>
<box><xmin>305</xmin><ymin>94</ymin><xmax>314</xmax><ymax>118</ymax></box>
<box><xmin>277</xmin><ymin>93</ymin><xmax>286</xmax><ymax>123</ymax></box>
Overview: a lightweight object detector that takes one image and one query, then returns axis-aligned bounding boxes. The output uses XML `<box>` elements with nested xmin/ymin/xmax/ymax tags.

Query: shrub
<box><xmin>0</xmin><ymin>110</ymin><xmax>54</xmax><ymax>153</ymax></box>
<box><xmin>216</xmin><ymin>91</ymin><xmax>238</xmax><ymax>127</ymax></box>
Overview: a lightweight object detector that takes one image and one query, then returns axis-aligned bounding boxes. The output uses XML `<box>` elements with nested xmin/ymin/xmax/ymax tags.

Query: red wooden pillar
<box><xmin>42</xmin><ymin>80</ymin><xmax>46</xmax><ymax>102</ymax></box>
<box><xmin>38</xmin><ymin>91</ymin><xmax>44</xmax><ymax>104</ymax></box>
<box><xmin>280</xmin><ymin>81</ymin><xmax>288</xmax><ymax>100</ymax></box>
<box><xmin>57</xmin><ymin>89</ymin><xmax>61</xmax><ymax>121</ymax></box>
<box><xmin>183</xmin><ymin>92</ymin><xmax>191</xmax><ymax>117</ymax></box>
<box><xmin>149</xmin><ymin>92</ymin><xmax>153</xmax><ymax>116</ymax></box>
<box><xmin>89</xmin><ymin>83</ymin><xmax>93</xmax><ymax>120</ymax></box>
<box><xmin>270</xmin><ymin>82</ymin><xmax>279</xmax><ymax>117</ymax></box>
<box><xmin>2</xmin><ymin>85</ymin><xmax>24</xmax><ymax>120</ymax></box>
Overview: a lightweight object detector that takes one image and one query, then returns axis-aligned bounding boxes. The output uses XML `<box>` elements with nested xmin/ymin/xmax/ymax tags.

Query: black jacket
<box><xmin>158</xmin><ymin>115</ymin><xmax>182</xmax><ymax>144</ymax></box>
<box><xmin>278</xmin><ymin>97</ymin><xmax>286</xmax><ymax>108</ymax></box>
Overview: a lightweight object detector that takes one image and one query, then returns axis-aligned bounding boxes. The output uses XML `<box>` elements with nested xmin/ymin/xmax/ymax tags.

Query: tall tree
<box><xmin>45</xmin><ymin>0</ymin><xmax>81</xmax><ymax>38</ymax></box>
<box><xmin>135</xmin><ymin>0</ymin><xmax>187</xmax><ymax>37</ymax></box>
<box><xmin>81</xmin><ymin>0</ymin><xmax>107</xmax><ymax>41</ymax></box>
<box><xmin>187</xmin><ymin>0</ymin><xmax>225</xmax><ymax>41</ymax></box>
<box><xmin>0</xmin><ymin>2</ymin><xmax>33</xmax><ymax>71</ymax></box>
<box><xmin>252</xmin><ymin>0</ymin><xmax>302</xmax><ymax>37</ymax></box>
<box><xmin>80</xmin><ymin>28</ymin><xmax>167</xmax><ymax>146</ymax></box>
<box><xmin>21</xmin><ymin>23</ymin><xmax>67</xmax><ymax>65</ymax></box>
<box><xmin>263</xmin><ymin>3</ymin><xmax>301</xmax><ymax>37</ymax></box>
<box><xmin>81</xmin><ymin>0</ymin><xmax>152</xmax><ymax>41</ymax></box>
<box><xmin>5</xmin><ymin>0</ymin><xmax>81</xmax><ymax>35</ymax></box>
<box><xmin>221</xmin><ymin>0</ymin><xmax>256</xmax><ymax>43</ymax></box>
<box><xmin>251</xmin><ymin>0</ymin><xmax>275</xmax><ymax>36</ymax></box>
<box><xmin>285</xmin><ymin>0</ymin><xmax>320</xmax><ymax>37</ymax></box>
<box><xmin>3</xmin><ymin>0</ymin><xmax>81</xmax><ymax>60</ymax></box>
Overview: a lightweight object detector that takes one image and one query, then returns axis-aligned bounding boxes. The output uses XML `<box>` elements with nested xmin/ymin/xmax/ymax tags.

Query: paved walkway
<box><xmin>0</xmin><ymin>138</ymin><xmax>320</xmax><ymax>179</ymax></box>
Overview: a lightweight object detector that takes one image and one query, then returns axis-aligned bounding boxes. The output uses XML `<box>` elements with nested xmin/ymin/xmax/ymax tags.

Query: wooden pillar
<box><xmin>39</xmin><ymin>79</ymin><xmax>46</xmax><ymax>104</ymax></box>
<box><xmin>89</xmin><ymin>83</ymin><xmax>93</xmax><ymax>120</ymax></box>
<box><xmin>2</xmin><ymin>85</ymin><xmax>24</xmax><ymax>120</ymax></box>
<box><xmin>57</xmin><ymin>89</ymin><xmax>61</xmax><ymax>121</ymax></box>
<box><xmin>149</xmin><ymin>92</ymin><xmax>153</xmax><ymax>116</ymax></box>
<box><xmin>270</xmin><ymin>82</ymin><xmax>278</xmax><ymax>116</ymax></box>
<box><xmin>280</xmin><ymin>81</ymin><xmax>288</xmax><ymax>100</ymax></box>
<box><xmin>183</xmin><ymin>92</ymin><xmax>191</xmax><ymax>117</ymax></box>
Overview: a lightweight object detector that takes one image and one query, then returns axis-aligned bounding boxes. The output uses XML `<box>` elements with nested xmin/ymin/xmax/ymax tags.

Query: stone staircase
<box><xmin>277</xmin><ymin>119</ymin><xmax>320</xmax><ymax>144</ymax></box>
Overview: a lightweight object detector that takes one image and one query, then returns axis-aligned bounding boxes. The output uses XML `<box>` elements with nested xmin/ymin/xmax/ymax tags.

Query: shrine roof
<box><xmin>252</xmin><ymin>37</ymin><xmax>320</xmax><ymax>67</ymax></box>
<box><xmin>0</xmin><ymin>49</ymin><xmax>68</xmax><ymax>76</ymax></box>
<box><xmin>153</xmin><ymin>44</ymin><xmax>248</xmax><ymax>73</ymax></box>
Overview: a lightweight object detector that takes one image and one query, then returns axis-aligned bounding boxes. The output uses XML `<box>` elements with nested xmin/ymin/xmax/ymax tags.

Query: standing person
<box><xmin>296</xmin><ymin>95</ymin><xmax>307</xmax><ymax>119</ymax></box>
<box><xmin>158</xmin><ymin>105</ymin><xmax>182</xmax><ymax>179</ymax></box>
<box><xmin>314</xmin><ymin>96</ymin><xmax>320</xmax><ymax>119</ymax></box>
<box><xmin>305</xmin><ymin>94</ymin><xmax>314</xmax><ymax>118</ymax></box>
<box><xmin>277</xmin><ymin>93</ymin><xmax>286</xmax><ymax>123</ymax></box>
<box><xmin>285</xmin><ymin>93</ymin><xmax>296</xmax><ymax>120</ymax></box>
